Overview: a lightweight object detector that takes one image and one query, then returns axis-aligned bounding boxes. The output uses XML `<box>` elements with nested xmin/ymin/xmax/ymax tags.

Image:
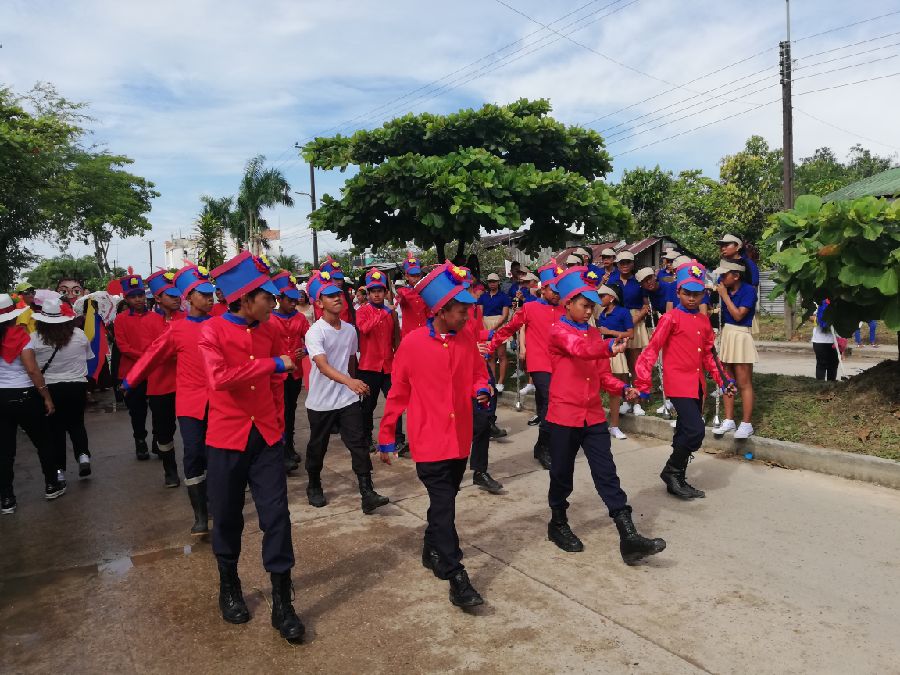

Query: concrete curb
<box><xmin>497</xmin><ymin>395</ymin><xmax>900</xmax><ymax>490</ymax></box>
<box><xmin>756</xmin><ymin>340</ymin><xmax>897</xmax><ymax>361</ymax></box>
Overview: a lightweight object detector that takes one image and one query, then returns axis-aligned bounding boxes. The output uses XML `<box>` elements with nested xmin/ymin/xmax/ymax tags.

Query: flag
<box><xmin>84</xmin><ymin>300</ymin><xmax>109</xmax><ymax>381</ymax></box>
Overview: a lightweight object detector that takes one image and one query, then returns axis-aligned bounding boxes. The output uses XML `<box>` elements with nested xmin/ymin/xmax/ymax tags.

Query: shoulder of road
<box><xmin>756</xmin><ymin>340</ymin><xmax>898</xmax><ymax>360</ymax></box>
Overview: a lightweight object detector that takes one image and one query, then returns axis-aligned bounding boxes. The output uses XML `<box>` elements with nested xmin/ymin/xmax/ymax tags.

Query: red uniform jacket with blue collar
<box><xmin>396</xmin><ymin>286</ymin><xmax>428</xmax><ymax>338</ymax></box>
<box><xmin>546</xmin><ymin>318</ymin><xmax>625</xmax><ymax>427</ymax></box>
<box><xmin>198</xmin><ymin>313</ymin><xmax>288</xmax><ymax>451</ymax></box>
<box><xmin>487</xmin><ymin>299</ymin><xmax>564</xmax><ymax>374</ymax></box>
<box><xmin>143</xmin><ymin>309</ymin><xmax>185</xmax><ymax>396</ymax></box>
<box><xmin>634</xmin><ymin>306</ymin><xmax>724</xmax><ymax>399</ymax></box>
<box><xmin>124</xmin><ymin>315</ymin><xmax>212</xmax><ymax>420</ymax></box>
<box><xmin>271</xmin><ymin>310</ymin><xmax>310</xmax><ymax>381</ymax></box>
<box><xmin>356</xmin><ymin>302</ymin><xmax>396</xmax><ymax>373</ymax></box>
<box><xmin>113</xmin><ymin>309</ymin><xmax>157</xmax><ymax>380</ymax></box>
<box><xmin>379</xmin><ymin>320</ymin><xmax>490</xmax><ymax>462</ymax></box>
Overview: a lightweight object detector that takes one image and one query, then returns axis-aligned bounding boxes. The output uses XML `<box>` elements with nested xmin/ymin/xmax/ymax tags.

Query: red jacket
<box><xmin>379</xmin><ymin>322</ymin><xmax>490</xmax><ymax>462</ymax></box>
<box><xmin>488</xmin><ymin>299</ymin><xmax>564</xmax><ymax>374</ymax></box>
<box><xmin>210</xmin><ymin>303</ymin><xmax>228</xmax><ymax>317</ymax></box>
<box><xmin>356</xmin><ymin>302</ymin><xmax>397</xmax><ymax>373</ymax></box>
<box><xmin>546</xmin><ymin>319</ymin><xmax>624</xmax><ymax>427</ymax></box>
<box><xmin>634</xmin><ymin>307</ymin><xmax>724</xmax><ymax>399</ymax></box>
<box><xmin>143</xmin><ymin>309</ymin><xmax>185</xmax><ymax>395</ymax></box>
<box><xmin>125</xmin><ymin>316</ymin><xmax>211</xmax><ymax>419</ymax></box>
<box><xmin>198</xmin><ymin>314</ymin><xmax>288</xmax><ymax>451</ymax></box>
<box><xmin>113</xmin><ymin>310</ymin><xmax>156</xmax><ymax>380</ymax></box>
<box><xmin>271</xmin><ymin>310</ymin><xmax>310</xmax><ymax>381</ymax></box>
<box><xmin>396</xmin><ymin>286</ymin><xmax>428</xmax><ymax>338</ymax></box>
<box><xmin>313</xmin><ymin>291</ymin><xmax>354</xmax><ymax>324</ymax></box>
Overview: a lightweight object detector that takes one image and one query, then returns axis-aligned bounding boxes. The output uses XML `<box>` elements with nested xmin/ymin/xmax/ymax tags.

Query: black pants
<box><xmin>124</xmin><ymin>380</ymin><xmax>148</xmax><ymax>440</ymax></box>
<box><xmin>47</xmin><ymin>381</ymin><xmax>90</xmax><ymax>470</ymax></box>
<box><xmin>0</xmin><ymin>388</ymin><xmax>56</xmax><ymax>493</ymax></box>
<box><xmin>669</xmin><ymin>397</ymin><xmax>705</xmax><ymax>458</ymax></box>
<box><xmin>305</xmin><ymin>402</ymin><xmax>373</xmax><ymax>476</ymax></box>
<box><xmin>416</xmin><ymin>458</ymin><xmax>467</xmax><ymax>579</ymax></box>
<box><xmin>547</xmin><ymin>421</ymin><xmax>628</xmax><ymax>516</ymax></box>
<box><xmin>207</xmin><ymin>426</ymin><xmax>294</xmax><ymax>573</ymax></box>
<box><xmin>813</xmin><ymin>342</ymin><xmax>839</xmax><ymax>381</ymax></box>
<box><xmin>148</xmin><ymin>392</ymin><xmax>177</xmax><ymax>449</ymax></box>
<box><xmin>358</xmin><ymin>369</ymin><xmax>403</xmax><ymax>444</ymax></box>
<box><xmin>531</xmin><ymin>371</ymin><xmax>552</xmax><ymax>448</ymax></box>
<box><xmin>283</xmin><ymin>377</ymin><xmax>302</xmax><ymax>449</ymax></box>
<box><xmin>179</xmin><ymin>415</ymin><xmax>207</xmax><ymax>483</ymax></box>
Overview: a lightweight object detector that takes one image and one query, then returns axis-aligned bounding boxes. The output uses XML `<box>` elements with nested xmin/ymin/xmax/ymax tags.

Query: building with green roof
<box><xmin>824</xmin><ymin>167</ymin><xmax>900</xmax><ymax>202</ymax></box>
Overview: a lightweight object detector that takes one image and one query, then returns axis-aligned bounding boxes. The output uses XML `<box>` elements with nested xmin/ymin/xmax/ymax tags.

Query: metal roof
<box><xmin>823</xmin><ymin>167</ymin><xmax>900</xmax><ymax>201</ymax></box>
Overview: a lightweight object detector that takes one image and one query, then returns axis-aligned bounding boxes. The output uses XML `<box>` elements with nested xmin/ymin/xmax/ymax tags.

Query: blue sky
<box><xmin>3</xmin><ymin>0</ymin><xmax>899</xmax><ymax>275</ymax></box>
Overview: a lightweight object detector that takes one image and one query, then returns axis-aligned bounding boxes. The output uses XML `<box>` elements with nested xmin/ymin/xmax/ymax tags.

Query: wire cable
<box><xmin>794</xmin><ymin>107</ymin><xmax>900</xmax><ymax>152</ymax></box>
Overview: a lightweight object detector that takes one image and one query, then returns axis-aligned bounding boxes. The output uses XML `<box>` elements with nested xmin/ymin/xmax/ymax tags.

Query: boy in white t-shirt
<box><xmin>303</xmin><ymin>271</ymin><xmax>390</xmax><ymax>514</ymax></box>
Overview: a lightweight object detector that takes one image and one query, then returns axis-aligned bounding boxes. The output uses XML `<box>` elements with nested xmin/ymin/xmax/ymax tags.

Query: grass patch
<box><xmin>757</xmin><ymin>313</ymin><xmax>895</xmax><ymax>345</ymax></box>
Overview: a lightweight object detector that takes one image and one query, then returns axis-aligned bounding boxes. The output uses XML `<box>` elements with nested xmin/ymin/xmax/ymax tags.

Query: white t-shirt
<box><xmin>26</xmin><ymin>328</ymin><xmax>94</xmax><ymax>384</ymax></box>
<box><xmin>811</xmin><ymin>326</ymin><xmax>835</xmax><ymax>344</ymax></box>
<box><xmin>304</xmin><ymin>318</ymin><xmax>360</xmax><ymax>412</ymax></box>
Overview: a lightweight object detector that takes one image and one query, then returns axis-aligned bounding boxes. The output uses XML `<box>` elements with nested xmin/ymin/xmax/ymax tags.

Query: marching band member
<box><xmin>314</xmin><ymin>257</ymin><xmax>354</xmax><ymax>324</ymax></box>
<box><xmin>395</xmin><ymin>253</ymin><xmax>427</xmax><ymax>338</ymax></box>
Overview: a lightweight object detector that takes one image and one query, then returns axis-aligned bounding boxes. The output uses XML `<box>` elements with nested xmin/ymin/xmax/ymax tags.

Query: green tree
<box><xmin>612</xmin><ymin>166</ymin><xmax>673</xmax><ymax>233</ymax></box>
<box><xmin>765</xmin><ymin>195</ymin><xmax>900</xmax><ymax>349</ymax></box>
<box><xmin>236</xmin><ymin>155</ymin><xmax>293</xmax><ymax>254</ymax></box>
<box><xmin>794</xmin><ymin>145</ymin><xmax>897</xmax><ymax>197</ymax></box>
<box><xmin>200</xmin><ymin>195</ymin><xmax>242</xmax><ymax>254</ymax></box>
<box><xmin>274</xmin><ymin>253</ymin><xmax>302</xmax><ymax>272</ymax></box>
<box><xmin>302</xmin><ymin>99</ymin><xmax>630</xmax><ymax>260</ymax></box>
<box><xmin>194</xmin><ymin>212</ymin><xmax>226</xmax><ymax>270</ymax></box>
<box><xmin>24</xmin><ymin>254</ymin><xmax>100</xmax><ymax>289</ymax></box>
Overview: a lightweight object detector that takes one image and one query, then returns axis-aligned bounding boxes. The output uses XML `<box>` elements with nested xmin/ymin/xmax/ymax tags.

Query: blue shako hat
<box><xmin>271</xmin><ymin>271</ymin><xmax>300</xmax><ymax>299</ymax></box>
<box><xmin>146</xmin><ymin>270</ymin><xmax>182</xmax><ymax>298</ymax></box>
<box><xmin>365</xmin><ymin>267</ymin><xmax>388</xmax><ymax>290</ymax></box>
<box><xmin>402</xmin><ymin>252</ymin><xmax>422</xmax><ymax>276</ymax></box>
<box><xmin>554</xmin><ymin>266</ymin><xmax>601</xmax><ymax>304</ymax></box>
<box><xmin>210</xmin><ymin>251</ymin><xmax>279</xmax><ymax>304</ymax></box>
<box><xmin>675</xmin><ymin>260</ymin><xmax>706</xmax><ymax>293</ymax></box>
<box><xmin>307</xmin><ymin>270</ymin><xmax>342</xmax><ymax>302</ymax></box>
<box><xmin>414</xmin><ymin>260</ymin><xmax>476</xmax><ymax>313</ymax></box>
<box><xmin>319</xmin><ymin>256</ymin><xmax>345</xmax><ymax>280</ymax></box>
<box><xmin>118</xmin><ymin>274</ymin><xmax>145</xmax><ymax>297</ymax></box>
<box><xmin>537</xmin><ymin>260</ymin><xmax>564</xmax><ymax>289</ymax></box>
<box><xmin>174</xmin><ymin>265</ymin><xmax>215</xmax><ymax>296</ymax></box>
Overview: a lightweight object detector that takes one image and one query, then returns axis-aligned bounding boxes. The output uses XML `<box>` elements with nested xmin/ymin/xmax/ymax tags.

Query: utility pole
<box><xmin>295</xmin><ymin>143</ymin><xmax>320</xmax><ymax>267</ymax></box>
<box><xmin>148</xmin><ymin>240</ymin><xmax>154</xmax><ymax>273</ymax></box>
<box><xmin>780</xmin><ymin>0</ymin><xmax>795</xmax><ymax>339</ymax></box>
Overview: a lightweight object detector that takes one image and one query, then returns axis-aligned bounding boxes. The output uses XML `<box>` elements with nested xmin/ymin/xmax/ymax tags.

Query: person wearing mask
<box><xmin>25</xmin><ymin>298</ymin><xmax>94</xmax><ymax>481</ymax></box>
<box><xmin>479</xmin><ymin>273</ymin><xmax>512</xmax><ymax>391</ymax></box>
<box><xmin>0</xmin><ymin>294</ymin><xmax>59</xmax><ymax>513</ymax></box>
<box><xmin>595</xmin><ymin>284</ymin><xmax>633</xmax><ymax>441</ymax></box>
<box><xmin>812</xmin><ymin>300</ymin><xmax>840</xmax><ymax>381</ymax></box>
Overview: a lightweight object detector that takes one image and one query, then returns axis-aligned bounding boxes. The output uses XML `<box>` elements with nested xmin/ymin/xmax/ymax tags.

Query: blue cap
<box><xmin>365</xmin><ymin>267</ymin><xmax>388</xmax><ymax>290</ymax></box>
<box><xmin>675</xmin><ymin>261</ymin><xmax>706</xmax><ymax>293</ymax></box>
<box><xmin>402</xmin><ymin>253</ymin><xmax>422</xmax><ymax>276</ymax></box>
<box><xmin>537</xmin><ymin>260</ymin><xmax>564</xmax><ymax>289</ymax></box>
<box><xmin>174</xmin><ymin>265</ymin><xmax>215</xmax><ymax>296</ymax></box>
<box><xmin>554</xmin><ymin>266</ymin><xmax>601</xmax><ymax>304</ymax></box>
<box><xmin>416</xmin><ymin>261</ymin><xmax>476</xmax><ymax>312</ymax></box>
<box><xmin>118</xmin><ymin>274</ymin><xmax>145</xmax><ymax>297</ymax></box>
<box><xmin>210</xmin><ymin>251</ymin><xmax>279</xmax><ymax>303</ymax></box>
<box><xmin>307</xmin><ymin>270</ymin><xmax>343</xmax><ymax>302</ymax></box>
<box><xmin>147</xmin><ymin>270</ymin><xmax>182</xmax><ymax>298</ymax></box>
<box><xmin>272</xmin><ymin>271</ymin><xmax>300</xmax><ymax>299</ymax></box>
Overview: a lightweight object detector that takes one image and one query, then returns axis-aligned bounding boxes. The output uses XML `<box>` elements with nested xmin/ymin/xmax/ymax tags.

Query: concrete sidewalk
<box><xmin>2</xmin><ymin>398</ymin><xmax>899</xmax><ymax>673</ymax></box>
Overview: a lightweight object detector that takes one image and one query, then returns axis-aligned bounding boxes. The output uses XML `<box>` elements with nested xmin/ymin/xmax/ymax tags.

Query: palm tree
<box><xmin>237</xmin><ymin>155</ymin><xmax>294</xmax><ymax>254</ymax></box>
<box><xmin>274</xmin><ymin>253</ymin><xmax>301</xmax><ymax>272</ymax></box>
<box><xmin>194</xmin><ymin>212</ymin><xmax>226</xmax><ymax>269</ymax></box>
<box><xmin>200</xmin><ymin>195</ymin><xmax>241</xmax><ymax>254</ymax></box>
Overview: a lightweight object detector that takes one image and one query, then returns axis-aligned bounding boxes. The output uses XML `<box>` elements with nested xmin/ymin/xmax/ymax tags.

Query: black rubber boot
<box><xmin>357</xmin><ymin>473</ymin><xmax>389</xmax><ymax>514</ymax></box>
<box><xmin>533</xmin><ymin>428</ymin><xmax>551</xmax><ymax>470</ymax></box>
<box><xmin>218</xmin><ymin>563</ymin><xmax>250</xmax><ymax>624</ymax></box>
<box><xmin>270</xmin><ymin>572</ymin><xmax>305</xmax><ymax>642</ymax></box>
<box><xmin>160</xmin><ymin>449</ymin><xmax>180</xmax><ymax>488</ymax></box>
<box><xmin>612</xmin><ymin>507</ymin><xmax>667</xmax><ymax>565</ymax></box>
<box><xmin>489</xmin><ymin>422</ymin><xmax>507</xmax><ymax>440</ymax></box>
<box><xmin>547</xmin><ymin>508</ymin><xmax>584</xmax><ymax>552</ymax></box>
<box><xmin>306</xmin><ymin>472</ymin><xmax>327</xmax><ymax>508</ymax></box>
<box><xmin>151</xmin><ymin>437</ymin><xmax>161</xmax><ymax>457</ymax></box>
<box><xmin>473</xmin><ymin>471</ymin><xmax>503</xmax><ymax>494</ymax></box>
<box><xmin>448</xmin><ymin>570</ymin><xmax>484</xmax><ymax>608</ymax></box>
<box><xmin>187</xmin><ymin>482</ymin><xmax>209</xmax><ymax>536</ymax></box>
<box><xmin>135</xmin><ymin>438</ymin><xmax>150</xmax><ymax>461</ymax></box>
<box><xmin>284</xmin><ymin>445</ymin><xmax>299</xmax><ymax>473</ymax></box>
<box><xmin>660</xmin><ymin>449</ymin><xmax>705</xmax><ymax>499</ymax></box>
<box><xmin>421</xmin><ymin>542</ymin><xmax>441</xmax><ymax>577</ymax></box>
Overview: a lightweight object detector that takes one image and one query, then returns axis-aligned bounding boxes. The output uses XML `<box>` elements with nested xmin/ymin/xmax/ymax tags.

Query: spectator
<box><xmin>812</xmin><ymin>300</ymin><xmax>840</xmax><ymax>381</ymax></box>
<box><xmin>479</xmin><ymin>273</ymin><xmax>512</xmax><ymax>391</ymax></box>
<box><xmin>854</xmin><ymin>320</ymin><xmax>878</xmax><ymax>348</ymax></box>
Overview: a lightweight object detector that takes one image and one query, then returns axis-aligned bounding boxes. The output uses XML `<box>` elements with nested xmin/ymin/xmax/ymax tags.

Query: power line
<box><xmin>794</xmin><ymin>69</ymin><xmax>900</xmax><ymax>95</ymax></box>
<box><xmin>793</xmin><ymin>9</ymin><xmax>900</xmax><ymax>43</ymax></box>
<box><xmin>794</xmin><ymin>107</ymin><xmax>900</xmax><ymax>152</ymax></box>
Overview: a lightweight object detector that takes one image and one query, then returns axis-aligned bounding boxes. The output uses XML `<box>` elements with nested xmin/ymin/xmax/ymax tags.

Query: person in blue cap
<box><xmin>197</xmin><ymin>251</ymin><xmax>304</xmax><ymax>643</ymax></box>
<box><xmin>378</xmin><ymin>261</ymin><xmax>491</xmax><ymax>608</ymax></box>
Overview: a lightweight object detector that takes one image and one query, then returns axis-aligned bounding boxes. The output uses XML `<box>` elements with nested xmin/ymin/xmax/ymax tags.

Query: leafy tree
<box><xmin>201</xmin><ymin>195</ymin><xmax>242</xmax><ymax>254</ymax></box>
<box><xmin>24</xmin><ymin>254</ymin><xmax>100</xmax><ymax>289</ymax></box>
<box><xmin>194</xmin><ymin>212</ymin><xmax>226</xmax><ymax>270</ymax></box>
<box><xmin>302</xmin><ymin>99</ymin><xmax>630</xmax><ymax>260</ymax></box>
<box><xmin>236</xmin><ymin>155</ymin><xmax>293</xmax><ymax>254</ymax></box>
<box><xmin>765</xmin><ymin>195</ymin><xmax>900</xmax><ymax>349</ymax></box>
<box><xmin>274</xmin><ymin>253</ymin><xmax>302</xmax><ymax>272</ymax></box>
<box><xmin>612</xmin><ymin>166</ymin><xmax>672</xmax><ymax>233</ymax></box>
<box><xmin>795</xmin><ymin>145</ymin><xmax>897</xmax><ymax>197</ymax></box>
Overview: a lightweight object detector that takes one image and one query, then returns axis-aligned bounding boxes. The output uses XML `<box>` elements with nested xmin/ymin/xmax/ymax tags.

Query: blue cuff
<box><xmin>273</xmin><ymin>356</ymin><xmax>286</xmax><ymax>373</ymax></box>
<box><xmin>621</xmin><ymin>385</ymin><xmax>629</xmax><ymax>398</ymax></box>
<box><xmin>639</xmin><ymin>392</ymin><xmax>651</xmax><ymax>400</ymax></box>
<box><xmin>121</xmin><ymin>379</ymin><xmax>130</xmax><ymax>392</ymax></box>
<box><xmin>487</xmin><ymin>329</ymin><xmax>495</xmax><ymax>340</ymax></box>
<box><xmin>607</xmin><ymin>338</ymin><xmax>616</xmax><ymax>354</ymax></box>
<box><xmin>379</xmin><ymin>443</ymin><xmax>396</xmax><ymax>454</ymax></box>
<box><xmin>476</xmin><ymin>387</ymin><xmax>490</xmax><ymax>397</ymax></box>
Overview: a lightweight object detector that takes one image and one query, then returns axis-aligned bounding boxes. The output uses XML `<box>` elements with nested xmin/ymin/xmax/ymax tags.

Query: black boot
<box><xmin>187</xmin><ymin>482</ymin><xmax>209</xmax><ymax>535</ymax></box>
<box><xmin>135</xmin><ymin>438</ymin><xmax>150</xmax><ymax>461</ymax></box>
<box><xmin>612</xmin><ymin>507</ymin><xmax>666</xmax><ymax>565</ymax></box>
<box><xmin>284</xmin><ymin>444</ymin><xmax>299</xmax><ymax>473</ymax></box>
<box><xmin>218</xmin><ymin>563</ymin><xmax>250</xmax><ymax>624</ymax></box>
<box><xmin>473</xmin><ymin>471</ymin><xmax>503</xmax><ymax>494</ymax></box>
<box><xmin>357</xmin><ymin>473</ymin><xmax>389</xmax><ymax>514</ymax></box>
<box><xmin>489</xmin><ymin>422</ymin><xmax>507</xmax><ymax>440</ymax></box>
<box><xmin>306</xmin><ymin>472</ymin><xmax>327</xmax><ymax>508</ymax></box>
<box><xmin>533</xmin><ymin>429</ymin><xmax>551</xmax><ymax>470</ymax></box>
<box><xmin>160</xmin><ymin>449</ymin><xmax>180</xmax><ymax>488</ymax></box>
<box><xmin>660</xmin><ymin>449</ymin><xmax>705</xmax><ymax>499</ymax></box>
<box><xmin>449</xmin><ymin>570</ymin><xmax>484</xmax><ymax>608</ymax></box>
<box><xmin>151</xmin><ymin>437</ymin><xmax>161</xmax><ymax>458</ymax></box>
<box><xmin>421</xmin><ymin>542</ymin><xmax>441</xmax><ymax>577</ymax></box>
<box><xmin>270</xmin><ymin>572</ymin><xmax>305</xmax><ymax>642</ymax></box>
<box><xmin>547</xmin><ymin>508</ymin><xmax>584</xmax><ymax>552</ymax></box>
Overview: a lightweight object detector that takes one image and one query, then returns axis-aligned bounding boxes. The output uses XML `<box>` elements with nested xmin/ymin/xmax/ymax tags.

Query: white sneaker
<box><xmin>714</xmin><ymin>419</ymin><xmax>736</xmax><ymax>436</ymax></box>
<box><xmin>519</xmin><ymin>383</ymin><xmax>535</xmax><ymax>395</ymax></box>
<box><xmin>734</xmin><ymin>422</ymin><xmax>754</xmax><ymax>439</ymax></box>
<box><xmin>619</xmin><ymin>401</ymin><xmax>632</xmax><ymax>415</ymax></box>
<box><xmin>495</xmin><ymin>383</ymin><xmax>505</xmax><ymax>393</ymax></box>
<box><xmin>656</xmin><ymin>404</ymin><xmax>668</xmax><ymax>414</ymax></box>
<box><xmin>631</xmin><ymin>404</ymin><xmax>646</xmax><ymax>416</ymax></box>
<box><xmin>609</xmin><ymin>426</ymin><xmax>627</xmax><ymax>440</ymax></box>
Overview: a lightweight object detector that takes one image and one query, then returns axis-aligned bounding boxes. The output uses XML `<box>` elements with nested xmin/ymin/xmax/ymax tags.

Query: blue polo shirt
<box><xmin>601</xmin><ymin>267</ymin><xmax>620</xmax><ymax>285</ymax></box>
<box><xmin>619</xmin><ymin>276</ymin><xmax>644</xmax><ymax>310</ymax></box>
<box><xmin>722</xmin><ymin>282</ymin><xmax>756</xmax><ymax>327</ymax></box>
<box><xmin>656</xmin><ymin>268</ymin><xmax>675</xmax><ymax>282</ymax></box>
<box><xmin>521</xmin><ymin>291</ymin><xmax>538</xmax><ymax>304</ymax></box>
<box><xmin>479</xmin><ymin>290</ymin><xmax>512</xmax><ymax>317</ymax></box>
<box><xmin>597</xmin><ymin>305</ymin><xmax>634</xmax><ymax>333</ymax></box>
<box><xmin>644</xmin><ymin>281</ymin><xmax>675</xmax><ymax>312</ymax></box>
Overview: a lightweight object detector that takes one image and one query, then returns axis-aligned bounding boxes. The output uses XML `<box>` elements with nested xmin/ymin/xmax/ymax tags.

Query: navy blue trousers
<box><xmin>416</xmin><ymin>458</ymin><xmax>467</xmax><ymax>580</ymax></box>
<box><xmin>123</xmin><ymin>380</ymin><xmax>148</xmax><ymax>440</ymax></box>
<box><xmin>207</xmin><ymin>426</ymin><xmax>294</xmax><ymax>573</ymax></box>
<box><xmin>669</xmin><ymin>397</ymin><xmax>705</xmax><ymax>459</ymax></box>
<box><xmin>178</xmin><ymin>415</ymin><xmax>207</xmax><ymax>483</ymax></box>
<box><xmin>283</xmin><ymin>376</ymin><xmax>302</xmax><ymax>450</ymax></box>
<box><xmin>148</xmin><ymin>392</ymin><xmax>177</xmax><ymax>447</ymax></box>
<box><xmin>547</xmin><ymin>421</ymin><xmax>628</xmax><ymax>516</ymax></box>
<box><xmin>470</xmin><ymin>365</ymin><xmax>497</xmax><ymax>472</ymax></box>
<box><xmin>531</xmin><ymin>371</ymin><xmax>552</xmax><ymax>449</ymax></box>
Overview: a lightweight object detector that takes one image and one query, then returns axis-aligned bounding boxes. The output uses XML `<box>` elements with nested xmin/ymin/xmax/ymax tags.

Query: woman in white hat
<box><xmin>0</xmin><ymin>294</ymin><xmax>59</xmax><ymax>514</ymax></box>
<box><xmin>25</xmin><ymin>297</ymin><xmax>95</xmax><ymax>479</ymax></box>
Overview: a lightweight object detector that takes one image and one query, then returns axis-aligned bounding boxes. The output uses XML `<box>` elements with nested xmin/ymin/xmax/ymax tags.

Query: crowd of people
<box><xmin>0</xmin><ymin>234</ymin><xmax>764</xmax><ymax>642</ymax></box>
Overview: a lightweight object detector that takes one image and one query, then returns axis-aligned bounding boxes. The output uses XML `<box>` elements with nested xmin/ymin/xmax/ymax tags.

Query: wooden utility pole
<box><xmin>309</xmin><ymin>163</ymin><xmax>319</xmax><ymax>267</ymax></box>
<box><xmin>780</xmin><ymin>0</ymin><xmax>795</xmax><ymax>339</ymax></box>
<box><xmin>148</xmin><ymin>240</ymin><xmax>154</xmax><ymax>274</ymax></box>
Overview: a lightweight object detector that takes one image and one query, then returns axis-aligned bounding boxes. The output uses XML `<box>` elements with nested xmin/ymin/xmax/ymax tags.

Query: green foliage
<box><xmin>236</xmin><ymin>155</ymin><xmax>293</xmax><ymax>253</ymax></box>
<box><xmin>302</xmin><ymin>99</ymin><xmax>630</xmax><ymax>260</ymax></box>
<box><xmin>274</xmin><ymin>254</ymin><xmax>302</xmax><ymax>273</ymax></box>
<box><xmin>24</xmin><ymin>254</ymin><xmax>123</xmax><ymax>293</ymax></box>
<box><xmin>794</xmin><ymin>144</ymin><xmax>896</xmax><ymax>198</ymax></box>
<box><xmin>194</xmin><ymin>213</ymin><xmax>226</xmax><ymax>270</ymax></box>
<box><xmin>201</xmin><ymin>195</ymin><xmax>242</xmax><ymax>255</ymax></box>
<box><xmin>764</xmin><ymin>195</ymin><xmax>900</xmax><ymax>335</ymax></box>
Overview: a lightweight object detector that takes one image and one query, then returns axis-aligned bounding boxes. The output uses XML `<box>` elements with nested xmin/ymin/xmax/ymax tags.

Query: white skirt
<box><xmin>719</xmin><ymin>323</ymin><xmax>758</xmax><ymax>364</ymax></box>
<box><xmin>629</xmin><ymin>309</ymin><xmax>649</xmax><ymax>349</ymax></box>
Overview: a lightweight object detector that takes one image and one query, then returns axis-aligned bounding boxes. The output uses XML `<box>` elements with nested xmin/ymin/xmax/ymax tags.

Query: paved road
<box><xmin>753</xmin><ymin>346</ymin><xmax>891</xmax><ymax>378</ymax></box>
<box><xmin>2</xmin><ymin>394</ymin><xmax>899</xmax><ymax>674</ymax></box>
